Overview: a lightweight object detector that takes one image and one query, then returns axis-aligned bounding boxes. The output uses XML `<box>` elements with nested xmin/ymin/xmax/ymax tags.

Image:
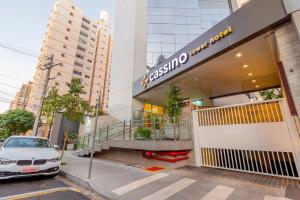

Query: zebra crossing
<box><xmin>111</xmin><ymin>173</ymin><xmax>293</xmax><ymax>200</ymax></box>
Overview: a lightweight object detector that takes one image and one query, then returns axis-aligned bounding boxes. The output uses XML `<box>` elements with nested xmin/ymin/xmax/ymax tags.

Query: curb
<box><xmin>59</xmin><ymin>170</ymin><xmax>113</xmax><ymax>200</ymax></box>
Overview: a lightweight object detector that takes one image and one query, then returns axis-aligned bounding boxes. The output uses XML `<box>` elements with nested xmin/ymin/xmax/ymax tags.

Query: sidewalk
<box><xmin>60</xmin><ymin>151</ymin><xmax>300</xmax><ymax>200</ymax></box>
<box><xmin>60</xmin><ymin>151</ymin><xmax>155</xmax><ymax>200</ymax></box>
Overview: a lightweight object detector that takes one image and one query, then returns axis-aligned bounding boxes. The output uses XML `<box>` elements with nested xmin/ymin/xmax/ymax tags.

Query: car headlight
<box><xmin>48</xmin><ymin>157</ymin><xmax>60</xmax><ymax>162</ymax></box>
<box><xmin>0</xmin><ymin>158</ymin><xmax>15</xmax><ymax>165</ymax></box>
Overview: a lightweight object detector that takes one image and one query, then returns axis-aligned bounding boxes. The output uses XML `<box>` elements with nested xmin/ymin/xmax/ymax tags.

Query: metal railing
<box><xmin>76</xmin><ymin>118</ymin><xmax>192</xmax><ymax>150</ymax></box>
<box><xmin>196</xmin><ymin>99</ymin><xmax>283</xmax><ymax>126</ymax></box>
<box><xmin>201</xmin><ymin>147</ymin><xmax>298</xmax><ymax>178</ymax></box>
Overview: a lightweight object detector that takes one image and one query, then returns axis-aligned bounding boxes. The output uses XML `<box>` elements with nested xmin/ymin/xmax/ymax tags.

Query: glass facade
<box><xmin>147</xmin><ymin>0</ymin><xmax>230</xmax><ymax>69</ymax></box>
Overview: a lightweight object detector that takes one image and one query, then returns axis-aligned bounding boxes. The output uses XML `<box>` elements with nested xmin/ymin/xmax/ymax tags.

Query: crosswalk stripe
<box><xmin>200</xmin><ymin>185</ymin><xmax>234</xmax><ymax>200</ymax></box>
<box><xmin>264</xmin><ymin>195</ymin><xmax>293</xmax><ymax>200</ymax></box>
<box><xmin>112</xmin><ymin>173</ymin><xmax>169</xmax><ymax>195</ymax></box>
<box><xmin>141</xmin><ymin>178</ymin><xmax>197</xmax><ymax>200</ymax></box>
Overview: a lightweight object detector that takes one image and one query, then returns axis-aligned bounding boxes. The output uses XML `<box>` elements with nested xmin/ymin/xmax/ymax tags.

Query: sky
<box><xmin>0</xmin><ymin>0</ymin><xmax>115</xmax><ymax>114</ymax></box>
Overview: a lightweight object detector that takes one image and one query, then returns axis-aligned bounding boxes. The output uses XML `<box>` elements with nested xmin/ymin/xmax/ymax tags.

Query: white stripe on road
<box><xmin>200</xmin><ymin>185</ymin><xmax>234</xmax><ymax>200</ymax></box>
<box><xmin>141</xmin><ymin>178</ymin><xmax>197</xmax><ymax>200</ymax></box>
<box><xmin>264</xmin><ymin>195</ymin><xmax>293</xmax><ymax>200</ymax></box>
<box><xmin>112</xmin><ymin>173</ymin><xmax>169</xmax><ymax>195</ymax></box>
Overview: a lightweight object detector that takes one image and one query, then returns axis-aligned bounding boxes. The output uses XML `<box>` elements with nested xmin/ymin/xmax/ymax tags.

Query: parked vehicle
<box><xmin>0</xmin><ymin>136</ymin><xmax>61</xmax><ymax>180</ymax></box>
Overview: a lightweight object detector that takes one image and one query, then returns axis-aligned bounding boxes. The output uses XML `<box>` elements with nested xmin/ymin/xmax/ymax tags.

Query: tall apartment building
<box><xmin>10</xmin><ymin>82</ymin><xmax>33</xmax><ymax>110</ymax></box>
<box><xmin>26</xmin><ymin>0</ymin><xmax>112</xmax><ymax>115</ymax></box>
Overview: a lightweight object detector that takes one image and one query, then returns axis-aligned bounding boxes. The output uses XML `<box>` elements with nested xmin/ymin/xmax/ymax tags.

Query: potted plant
<box><xmin>165</xmin><ymin>84</ymin><xmax>182</xmax><ymax>140</ymax></box>
<box><xmin>133</xmin><ymin>127</ymin><xmax>152</xmax><ymax>140</ymax></box>
<box><xmin>153</xmin><ymin>114</ymin><xmax>161</xmax><ymax>139</ymax></box>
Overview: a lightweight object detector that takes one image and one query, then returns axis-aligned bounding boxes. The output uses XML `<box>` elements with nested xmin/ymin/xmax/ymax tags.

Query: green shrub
<box><xmin>134</xmin><ymin>127</ymin><xmax>152</xmax><ymax>140</ymax></box>
<box><xmin>67</xmin><ymin>133</ymin><xmax>78</xmax><ymax>143</ymax></box>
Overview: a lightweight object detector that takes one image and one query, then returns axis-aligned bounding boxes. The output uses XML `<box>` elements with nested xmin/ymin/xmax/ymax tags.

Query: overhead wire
<box><xmin>0</xmin><ymin>42</ymin><xmax>38</xmax><ymax>58</ymax></box>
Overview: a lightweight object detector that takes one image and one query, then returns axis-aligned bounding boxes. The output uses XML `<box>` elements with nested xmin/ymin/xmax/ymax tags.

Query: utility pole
<box><xmin>88</xmin><ymin>94</ymin><xmax>101</xmax><ymax>179</ymax></box>
<box><xmin>32</xmin><ymin>55</ymin><xmax>60</xmax><ymax>136</ymax></box>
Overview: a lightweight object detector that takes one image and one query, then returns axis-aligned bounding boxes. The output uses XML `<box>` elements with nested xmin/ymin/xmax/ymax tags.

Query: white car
<box><xmin>0</xmin><ymin>136</ymin><xmax>61</xmax><ymax>180</ymax></box>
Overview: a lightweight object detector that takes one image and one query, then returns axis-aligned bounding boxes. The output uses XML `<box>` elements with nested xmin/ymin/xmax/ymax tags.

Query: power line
<box><xmin>0</xmin><ymin>73</ymin><xmax>28</xmax><ymax>82</ymax></box>
<box><xmin>0</xmin><ymin>90</ymin><xmax>16</xmax><ymax>96</ymax></box>
<box><xmin>0</xmin><ymin>82</ymin><xmax>19</xmax><ymax>89</ymax></box>
<box><xmin>0</xmin><ymin>42</ymin><xmax>38</xmax><ymax>58</ymax></box>
<box><xmin>0</xmin><ymin>93</ymin><xmax>15</xmax><ymax>99</ymax></box>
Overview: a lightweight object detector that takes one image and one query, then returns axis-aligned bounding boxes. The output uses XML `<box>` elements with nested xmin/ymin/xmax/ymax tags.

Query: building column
<box><xmin>108</xmin><ymin>0</ymin><xmax>146</xmax><ymax>121</ymax></box>
<box><xmin>275</xmin><ymin>20</ymin><xmax>300</xmax><ymax>124</ymax></box>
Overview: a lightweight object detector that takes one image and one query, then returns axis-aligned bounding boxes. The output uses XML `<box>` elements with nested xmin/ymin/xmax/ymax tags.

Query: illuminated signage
<box><xmin>149</xmin><ymin>52</ymin><xmax>189</xmax><ymax>82</ymax></box>
<box><xmin>190</xmin><ymin>26</ymin><xmax>233</xmax><ymax>57</ymax></box>
<box><xmin>141</xmin><ymin>26</ymin><xmax>233</xmax><ymax>89</ymax></box>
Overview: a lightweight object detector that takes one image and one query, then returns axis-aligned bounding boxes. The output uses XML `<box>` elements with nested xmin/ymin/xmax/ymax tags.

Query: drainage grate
<box><xmin>201</xmin><ymin>148</ymin><xmax>298</xmax><ymax>178</ymax></box>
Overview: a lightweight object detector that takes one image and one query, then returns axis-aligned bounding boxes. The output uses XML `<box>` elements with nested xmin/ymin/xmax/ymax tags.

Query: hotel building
<box><xmin>26</xmin><ymin>0</ymin><xmax>112</xmax><ymax>114</ymax></box>
<box><xmin>92</xmin><ymin>0</ymin><xmax>300</xmax><ymax>179</ymax></box>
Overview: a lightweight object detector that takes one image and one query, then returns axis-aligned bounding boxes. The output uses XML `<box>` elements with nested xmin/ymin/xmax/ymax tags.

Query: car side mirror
<box><xmin>53</xmin><ymin>145</ymin><xmax>59</xmax><ymax>150</ymax></box>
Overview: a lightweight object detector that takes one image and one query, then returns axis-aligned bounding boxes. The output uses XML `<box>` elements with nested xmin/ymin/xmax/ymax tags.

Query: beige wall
<box><xmin>275</xmin><ymin>21</ymin><xmax>300</xmax><ymax>121</ymax></box>
<box><xmin>10</xmin><ymin>82</ymin><xmax>32</xmax><ymax>110</ymax></box>
<box><xmin>108</xmin><ymin>0</ymin><xmax>147</xmax><ymax>121</ymax></box>
<box><xmin>26</xmin><ymin>0</ymin><xmax>112</xmax><ymax>115</ymax></box>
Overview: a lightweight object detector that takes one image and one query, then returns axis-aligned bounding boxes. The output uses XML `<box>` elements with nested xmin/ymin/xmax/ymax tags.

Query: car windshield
<box><xmin>4</xmin><ymin>138</ymin><xmax>51</xmax><ymax>148</ymax></box>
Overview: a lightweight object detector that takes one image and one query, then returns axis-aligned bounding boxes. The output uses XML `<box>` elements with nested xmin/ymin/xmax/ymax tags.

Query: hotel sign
<box><xmin>190</xmin><ymin>26</ymin><xmax>233</xmax><ymax>57</ymax></box>
<box><xmin>141</xmin><ymin>26</ymin><xmax>233</xmax><ymax>89</ymax></box>
<box><xmin>135</xmin><ymin>0</ymin><xmax>288</xmax><ymax>96</ymax></box>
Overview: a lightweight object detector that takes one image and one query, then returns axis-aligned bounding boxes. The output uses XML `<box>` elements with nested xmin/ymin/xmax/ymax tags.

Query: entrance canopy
<box><xmin>136</xmin><ymin>33</ymin><xmax>280</xmax><ymax>105</ymax></box>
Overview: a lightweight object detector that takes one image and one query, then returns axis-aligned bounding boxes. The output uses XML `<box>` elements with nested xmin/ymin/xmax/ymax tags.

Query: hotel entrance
<box><xmin>134</xmin><ymin>26</ymin><xmax>300</xmax><ymax>178</ymax></box>
<box><xmin>131</xmin><ymin>0</ymin><xmax>300</xmax><ymax>178</ymax></box>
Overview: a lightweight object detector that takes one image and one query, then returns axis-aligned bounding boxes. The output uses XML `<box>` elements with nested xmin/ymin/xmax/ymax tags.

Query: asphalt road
<box><xmin>0</xmin><ymin>176</ymin><xmax>90</xmax><ymax>200</ymax></box>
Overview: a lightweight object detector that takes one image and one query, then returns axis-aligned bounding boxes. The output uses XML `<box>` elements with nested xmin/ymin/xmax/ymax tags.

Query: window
<box><xmin>80</xmin><ymin>31</ymin><xmax>88</xmax><ymax>37</ymax></box>
<box><xmin>67</xmin><ymin>28</ymin><xmax>70</xmax><ymax>32</ymax></box>
<box><xmin>77</xmin><ymin>46</ymin><xmax>86</xmax><ymax>52</ymax></box>
<box><xmin>61</xmin><ymin>53</ymin><xmax>65</xmax><ymax>57</ymax></box>
<box><xmin>68</xmin><ymin>20</ymin><xmax>72</xmax><ymax>24</ymax></box>
<box><xmin>65</xmin><ymin>36</ymin><xmax>69</xmax><ymax>40</ymax></box>
<box><xmin>4</xmin><ymin>138</ymin><xmax>51</xmax><ymax>148</ymax></box>
<box><xmin>93</xmin><ymin>24</ymin><xmax>97</xmax><ymax>29</ymax></box>
<box><xmin>71</xmin><ymin>6</ymin><xmax>75</xmax><ymax>9</ymax></box>
<box><xmin>70</xmin><ymin>12</ymin><xmax>74</xmax><ymax>16</ymax></box>
<box><xmin>73</xmin><ymin>70</ymin><xmax>82</xmax><ymax>75</ymax></box>
<box><xmin>55</xmin><ymin>82</ymin><xmax>59</xmax><ymax>86</ymax></box>
<box><xmin>76</xmin><ymin>54</ymin><xmax>84</xmax><ymax>59</ymax></box>
<box><xmin>74</xmin><ymin>61</ymin><xmax>83</xmax><ymax>67</ymax></box>
<box><xmin>87</xmin><ymin>59</ymin><xmax>92</xmax><ymax>63</ymax></box>
<box><xmin>79</xmin><ymin>39</ymin><xmax>87</xmax><ymax>44</ymax></box>
<box><xmin>91</xmin><ymin>38</ymin><xmax>95</xmax><ymax>41</ymax></box>
<box><xmin>82</xmin><ymin>17</ymin><xmax>90</xmax><ymax>24</ymax></box>
<box><xmin>63</xmin><ymin>44</ymin><xmax>67</xmax><ymax>49</ymax></box>
<box><xmin>81</xmin><ymin>24</ymin><xmax>89</xmax><ymax>31</ymax></box>
<box><xmin>85</xmin><ymin>75</ymin><xmax>90</xmax><ymax>78</ymax></box>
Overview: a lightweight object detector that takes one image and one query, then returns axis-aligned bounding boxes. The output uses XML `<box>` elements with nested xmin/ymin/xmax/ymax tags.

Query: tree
<box><xmin>41</xmin><ymin>87</ymin><xmax>63</xmax><ymax>137</ymax></box>
<box><xmin>61</xmin><ymin>78</ymin><xmax>93</xmax><ymax>123</ymax></box>
<box><xmin>166</xmin><ymin>85</ymin><xmax>182</xmax><ymax>123</ymax></box>
<box><xmin>259</xmin><ymin>88</ymin><xmax>283</xmax><ymax>100</ymax></box>
<box><xmin>93</xmin><ymin>108</ymin><xmax>105</xmax><ymax>117</ymax></box>
<box><xmin>0</xmin><ymin>109</ymin><xmax>35</xmax><ymax>137</ymax></box>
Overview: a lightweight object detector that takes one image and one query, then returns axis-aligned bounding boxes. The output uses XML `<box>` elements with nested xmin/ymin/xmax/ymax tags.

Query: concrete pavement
<box><xmin>60</xmin><ymin>151</ymin><xmax>300</xmax><ymax>200</ymax></box>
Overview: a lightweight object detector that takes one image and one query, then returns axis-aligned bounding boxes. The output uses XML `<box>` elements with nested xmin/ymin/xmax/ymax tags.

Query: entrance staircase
<box><xmin>75</xmin><ymin>118</ymin><xmax>193</xmax><ymax>156</ymax></box>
